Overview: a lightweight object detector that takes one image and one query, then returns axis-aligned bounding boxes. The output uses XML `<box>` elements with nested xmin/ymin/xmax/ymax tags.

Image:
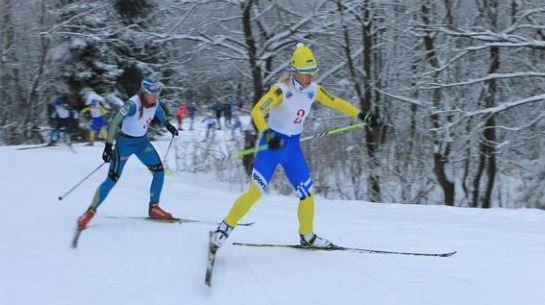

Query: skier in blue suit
<box><xmin>76</xmin><ymin>77</ymin><xmax>179</xmax><ymax>229</ymax></box>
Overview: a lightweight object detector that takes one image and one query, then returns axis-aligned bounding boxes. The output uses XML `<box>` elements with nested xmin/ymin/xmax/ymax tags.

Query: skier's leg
<box><xmin>62</xmin><ymin>127</ymin><xmax>70</xmax><ymax>144</ymax></box>
<box><xmin>213</xmin><ymin>135</ymin><xmax>279</xmax><ymax>247</ymax></box>
<box><xmin>212</xmin><ymin>183</ymin><xmax>262</xmax><ymax>248</ymax></box>
<box><xmin>223</xmin><ymin>133</ymin><xmax>281</xmax><ymax>225</ymax></box>
<box><xmin>285</xmin><ymin>168</ymin><xmax>315</xmax><ymax>234</ymax></box>
<box><xmin>98</xmin><ymin>127</ymin><xmax>107</xmax><ymax>140</ymax></box>
<box><xmin>90</xmin><ymin>143</ymin><xmax>129</xmax><ymax>209</ymax></box>
<box><xmin>50</xmin><ymin>128</ymin><xmax>59</xmax><ymax>143</ymax></box>
<box><xmin>223</xmin><ymin>183</ymin><xmax>262</xmax><ymax>226</ymax></box>
<box><xmin>282</xmin><ymin>142</ymin><xmax>331</xmax><ymax>247</ymax></box>
<box><xmin>135</xmin><ymin>139</ymin><xmax>171</xmax><ymax>218</ymax></box>
<box><xmin>78</xmin><ymin>141</ymin><xmax>131</xmax><ymax>228</ymax></box>
<box><xmin>88</xmin><ymin>129</ymin><xmax>96</xmax><ymax>145</ymax></box>
<box><xmin>88</xmin><ymin>118</ymin><xmax>100</xmax><ymax>145</ymax></box>
<box><xmin>135</xmin><ymin>139</ymin><xmax>164</xmax><ymax>203</ymax></box>
<box><xmin>50</xmin><ymin>119</ymin><xmax>61</xmax><ymax>144</ymax></box>
<box><xmin>297</xmin><ymin>193</ymin><xmax>315</xmax><ymax>235</ymax></box>
<box><xmin>222</xmin><ymin>156</ymin><xmax>276</xmax><ymax>227</ymax></box>
<box><xmin>59</xmin><ymin>119</ymin><xmax>71</xmax><ymax>144</ymax></box>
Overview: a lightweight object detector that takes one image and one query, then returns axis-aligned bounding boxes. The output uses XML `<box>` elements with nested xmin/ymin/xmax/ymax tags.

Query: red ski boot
<box><xmin>77</xmin><ymin>207</ymin><xmax>96</xmax><ymax>229</ymax></box>
<box><xmin>148</xmin><ymin>203</ymin><xmax>172</xmax><ymax>219</ymax></box>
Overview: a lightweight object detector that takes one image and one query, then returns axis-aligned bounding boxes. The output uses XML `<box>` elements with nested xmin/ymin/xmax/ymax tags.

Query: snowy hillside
<box><xmin>1</xmin><ymin>124</ymin><xmax>545</xmax><ymax>305</ymax></box>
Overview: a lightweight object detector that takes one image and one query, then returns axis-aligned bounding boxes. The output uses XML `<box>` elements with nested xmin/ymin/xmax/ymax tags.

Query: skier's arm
<box><xmin>250</xmin><ymin>85</ymin><xmax>284</xmax><ymax>133</ymax></box>
<box><xmin>154</xmin><ymin>101</ymin><xmax>169</xmax><ymax>125</ymax></box>
<box><xmin>98</xmin><ymin>104</ymin><xmax>109</xmax><ymax>116</ymax></box>
<box><xmin>315</xmin><ymin>85</ymin><xmax>360</xmax><ymax>118</ymax></box>
<box><xmin>155</xmin><ymin>101</ymin><xmax>178</xmax><ymax>136</ymax></box>
<box><xmin>106</xmin><ymin>100</ymin><xmax>137</xmax><ymax>144</ymax></box>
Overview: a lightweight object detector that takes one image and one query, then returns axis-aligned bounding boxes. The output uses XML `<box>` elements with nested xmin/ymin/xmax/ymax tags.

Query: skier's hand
<box><xmin>264</xmin><ymin>129</ymin><xmax>283</xmax><ymax>150</ymax></box>
<box><xmin>358</xmin><ymin>112</ymin><xmax>382</xmax><ymax>127</ymax></box>
<box><xmin>165</xmin><ymin>123</ymin><xmax>179</xmax><ymax>136</ymax></box>
<box><xmin>102</xmin><ymin>142</ymin><xmax>114</xmax><ymax>163</ymax></box>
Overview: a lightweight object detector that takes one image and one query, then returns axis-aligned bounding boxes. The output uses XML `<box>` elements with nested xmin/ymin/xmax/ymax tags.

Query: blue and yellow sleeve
<box><xmin>250</xmin><ymin>85</ymin><xmax>284</xmax><ymax>133</ymax></box>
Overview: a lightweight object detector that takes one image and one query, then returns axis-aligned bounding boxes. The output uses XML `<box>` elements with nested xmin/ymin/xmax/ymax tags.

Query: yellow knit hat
<box><xmin>290</xmin><ymin>43</ymin><xmax>318</xmax><ymax>75</ymax></box>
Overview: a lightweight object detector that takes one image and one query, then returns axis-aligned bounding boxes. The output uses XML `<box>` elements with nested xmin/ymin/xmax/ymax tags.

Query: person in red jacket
<box><xmin>176</xmin><ymin>103</ymin><xmax>188</xmax><ymax>130</ymax></box>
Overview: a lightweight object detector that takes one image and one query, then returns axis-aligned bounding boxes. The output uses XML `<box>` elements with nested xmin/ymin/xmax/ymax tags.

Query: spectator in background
<box><xmin>209</xmin><ymin>101</ymin><xmax>223</xmax><ymax>129</ymax></box>
<box><xmin>201</xmin><ymin>111</ymin><xmax>217</xmax><ymax>141</ymax></box>
<box><xmin>176</xmin><ymin>103</ymin><xmax>188</xmax><ymax>130</ymax></box>
<box><xmin>231</xmin><ymin>108</ymin><xmax>243</xmax><ymax>140</ymax></box>
<box><xmin>223</xmin><ymin>100</ymin><xmax>233</xmax><ymax>128</ymax></box>
<box><xmin>187</xmin><ymin>102</ymin><xmax>197</xmax><ymax>130</ymax></box>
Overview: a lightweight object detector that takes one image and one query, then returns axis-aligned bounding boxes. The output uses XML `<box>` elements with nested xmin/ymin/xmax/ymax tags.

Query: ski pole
<box><xmin>58</xmin><ymin>162</ymin><xmax>106</xmax><ymax>201</ymax></box>
<box><xmin>163</xmin><ymin>136</ymin><xmax>175</xmax><ymax>161</ymax></box>
<box><xmin>300</xmin><ymin>122</ymin><xmax>365</xmax><ymax>141</ymax></box>
<box><xmin>229</xmin><ymin>122</ymin><xmax>366</xmax><ymax>159</ymax></box>
<box><xmin>162</xmin><ymin>136</ymin><xmax>175</xmax><ymax>175</ymax></box>
<box><xmin>190</xmin><ymin>122</ymin><xmax>366</xmax><ymax>171</ymax></box>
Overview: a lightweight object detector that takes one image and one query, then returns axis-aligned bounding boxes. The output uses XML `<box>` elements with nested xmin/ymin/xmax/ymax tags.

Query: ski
<box><xmin>104</xmin><ymin>216</ymin><xmax>255</xmax><ymax>226</ymax></box>
<box><xmin>17</xmin><ymin>143</ymin><xmax>76</xmax><ymax>152</ymax></box>
<box><xmin>205</xmin><ymin>231</ymin><xmax>218</xmax><ymax>287</ymax></box>
<box><xmin>71</xmin><ymin>227</ymin><xmax>83</xmax><ymax>248</ymax></box>
<box><xmin>17</xmin><ymin>144</ymin><xmax>52</xmax><ymax>150</ymax></box>
<box><xmin>232</xmin><ymin>242</ymin><xmax>457</xmax><ymax>257</ymax></box>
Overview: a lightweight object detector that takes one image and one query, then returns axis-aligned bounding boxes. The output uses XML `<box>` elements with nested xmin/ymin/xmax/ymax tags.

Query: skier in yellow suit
<box><xmin>80</xmin><ymin>98</ymin><xmax>109</xmax><ymax>146</ymax></box>
<box><xmin>210</xmin><ymin>43</ymin><xmax>382</xmax><ymax>249</ymax></box>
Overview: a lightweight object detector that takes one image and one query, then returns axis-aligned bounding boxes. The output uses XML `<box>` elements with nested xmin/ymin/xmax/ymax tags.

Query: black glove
<box><xmin>264</xmin><ymin>129</ymin><xmax>283</xmax><ymax>150</ymax></box>
<box><xmin>358</xmin><ymin>112</ymin><xmax>382</xmax><ymax>127</ymax></box>
<box><xmin>165</xmin><ymin>122</ymin><xmax>179</xmax><ymax>136</ymax></box>
<box><xmin>102</xmin><ymin>142</ymin><xmax>114</xmax><ymax>163</ymax></box>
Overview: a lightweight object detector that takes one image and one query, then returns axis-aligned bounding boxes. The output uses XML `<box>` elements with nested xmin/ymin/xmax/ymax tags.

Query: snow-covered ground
<box><xmin>1</xmin><ymin>121</ymin><xmax>545</xmax><ymax>305</ymax></box>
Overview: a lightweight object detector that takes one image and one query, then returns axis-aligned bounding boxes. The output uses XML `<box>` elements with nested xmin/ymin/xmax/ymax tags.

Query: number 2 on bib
<box><xmin>293</xmin><ymin>109</ymin><xmax>305</xmax><ymax>124</ymax></box>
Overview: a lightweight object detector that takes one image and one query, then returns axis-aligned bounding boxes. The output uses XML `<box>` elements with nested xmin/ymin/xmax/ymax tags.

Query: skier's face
<box><xmin>294</xmin><ymin>73</ymin><xmax>314</xmax><ymax>87</ymax></box>
<box><xmin>143</xmin><ymin>92</ymin><xmax>159</xmax><ymax>106</ymax></box>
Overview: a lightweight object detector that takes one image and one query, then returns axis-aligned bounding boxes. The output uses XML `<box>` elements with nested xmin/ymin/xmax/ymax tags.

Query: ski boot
<box><xmin>299</xmin><ymin>232</ymin><xmax>334</xmax><ymax>248</ymax></box>
<box><xmin>77</xmin><ymin>207</ymin><xmax>96</xmax><ymax>229</ymax></box>
<box><xmin>211</xmin><ymin>221</ymin><xmax>234</xmax><ymax>249</ymax></box>
<box><xmin>148</xmin><ymin>202</ymin><xmax>172</xmax><ymax>219</ymax></box>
